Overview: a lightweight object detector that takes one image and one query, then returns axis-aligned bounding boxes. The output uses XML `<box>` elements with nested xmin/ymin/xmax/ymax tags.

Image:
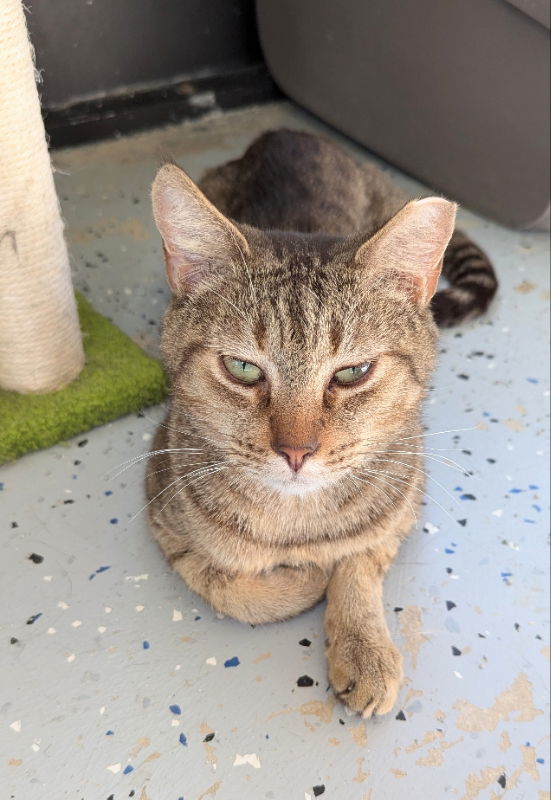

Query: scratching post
<box><xmin>0</xmin><ymin>0</ymin><xmax>84</xmax><ymax>393</ymax></box>
<box><xmin>0</xmin><ymin>0</ymin><xmax>167</xmax><ymax>465</ymax></box>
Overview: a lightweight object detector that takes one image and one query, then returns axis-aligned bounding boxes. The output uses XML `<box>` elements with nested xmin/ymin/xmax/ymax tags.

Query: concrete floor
<box><xmin>1</xmin><ymin>102</ymin><xmax>549</xmax><ymax>800</ymax></box>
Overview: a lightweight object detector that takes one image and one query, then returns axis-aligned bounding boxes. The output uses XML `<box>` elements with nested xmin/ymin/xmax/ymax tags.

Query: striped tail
<box><xmin>431</xmin><ymin>230</ymin><xmax>498</xmax><ymax>327</ymax></box>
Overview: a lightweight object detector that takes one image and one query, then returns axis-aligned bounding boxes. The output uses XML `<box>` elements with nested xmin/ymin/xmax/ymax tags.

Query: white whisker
<box><xmin>353</xmin><ymin>426</ymin><xmax>479</xmax><ymax>453</ymax></box>
<box><xmin>358</xmin><ymin>449</ymin><xmax>470</xmax><ymax>476</ymax></box>
<box><xmin>208</xmin><ymin>287</ymin><xmax>247</xmax><ymax>321</ymax></box>
<box><xmin>159</xmin><ymin>465</ymin><xmax>226</xmax><ymax>513</ymax></box>
<box><xmin>232</xmin><ymin>234</ymin><xmax>256</xmax><ymax>303</ymax></box>
<box><xmin>390</xmin><ymin>426</ymin><xmax>479</xmax><ymax>443</ymax></box>
<box><xmin>422</xmin><ymin>446</ymin><xmax>469</xmax><ymax>453</ymax></box>
<box><xmin>355</xmin><ymin>469</ymin><xmax>418</xmax><ymax>519</ymax></box>
<box><xmin>129</xmin><ymin>462</ymin><xmax>226</xmax><ymax>523</ymax></box>
<box><xmin>357</xmin><ymin>467</ymin><xmax>455</xmax><ymax>522</ymax></box>
<box><xmin>138</xmin><ymin>412</ymin><xmax>235</xmax><ymax>451</ymax></box>
<box><xmin>144</xmin><ymin>459</ymin><xmax>227</xmax><ymax>482</ymax></box>
<box><xmin>367</xmin><ymin>457</ymin><xmax>458</xmax><ymax>506</ymax></box>
<box><xmin>349</xmin><ymin>471</ymin><xmax>400</xmax><ymax>511</ymax></box>
<box><xmin>106</xmin><ymin>447</ymin><xmax>208</xmax><ymax>479</ymax></box>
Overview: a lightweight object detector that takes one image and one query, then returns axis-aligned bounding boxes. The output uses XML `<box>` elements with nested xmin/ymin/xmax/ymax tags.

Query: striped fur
<box><xmin>200</xmin><ymin>129</ymin><xmax>498</xmax><ymax>328</ymax></box>
<box><xmin>433</xmin><ymin>231</ymin><xmax>498</xmax><ymax>326</ymax></box>
<box><xmin>147</xmin><ymin>129</ymin><xmax>497</xmax><ymax>719</ymax></box>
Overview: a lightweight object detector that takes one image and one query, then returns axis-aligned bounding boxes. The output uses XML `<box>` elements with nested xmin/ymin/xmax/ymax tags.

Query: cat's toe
<box><xmin>326</xmin><ymin>634</ymin><xmax>403</xmax><ymax>717</ymax></box>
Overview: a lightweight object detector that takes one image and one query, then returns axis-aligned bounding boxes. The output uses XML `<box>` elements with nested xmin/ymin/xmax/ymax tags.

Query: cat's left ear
<box><xmin>355</xmin><ymin>198</ymin><xmax>457</xmax><ymax>305</ymax></box>
<box><xmin>151</xmin><ymin>162</ymin><xmax>250</xmax><ymax>294</ymax></box>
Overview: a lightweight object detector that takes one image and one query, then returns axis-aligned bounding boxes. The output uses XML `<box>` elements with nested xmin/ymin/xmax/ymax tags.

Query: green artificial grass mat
<box><xmin>0</xmin><ymin>292</ymin><xmax>167</xmax><ymax>464</ymax></box>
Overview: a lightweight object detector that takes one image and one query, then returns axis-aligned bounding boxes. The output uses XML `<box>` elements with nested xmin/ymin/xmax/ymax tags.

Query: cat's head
<box><xmin>152</xmin><ymin>163</ymin><xmax>456</xmax><ymax>496</ymax></box>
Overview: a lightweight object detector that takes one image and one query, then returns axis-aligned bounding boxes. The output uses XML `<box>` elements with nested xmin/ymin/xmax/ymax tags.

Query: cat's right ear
<box><xmin>151</xmin><ymin>163</ymin><xmax>249</xmax><ymax>294</ymax></box>
<box><xmin>355</xmin><ymin>198</ymin><xmax>457</xmax><ymax>306</ymax></box>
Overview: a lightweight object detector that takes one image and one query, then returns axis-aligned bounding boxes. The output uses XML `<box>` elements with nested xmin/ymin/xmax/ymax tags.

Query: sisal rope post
<box><xmin>0</xmin><ymin>0</ymin><xmax>84</xmax><ymax>393</ymax></box>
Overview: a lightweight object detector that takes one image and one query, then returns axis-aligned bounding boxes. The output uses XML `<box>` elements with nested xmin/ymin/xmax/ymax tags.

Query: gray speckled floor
<box><xmin>1</xmin><ymin>102</ymin><xmax>549</xmax><ymax>800</ymax></box>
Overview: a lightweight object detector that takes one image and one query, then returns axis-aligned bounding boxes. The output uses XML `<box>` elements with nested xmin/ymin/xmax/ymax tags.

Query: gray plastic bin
<box><xmin>257</xmin><ymin>0</ymin><xmax>550</xmax><ymax>229</ymax></box>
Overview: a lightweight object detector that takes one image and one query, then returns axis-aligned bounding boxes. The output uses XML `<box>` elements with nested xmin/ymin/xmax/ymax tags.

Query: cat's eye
<box><xmin>332</xmin><ymin>362</ymin><xmax>372</xmax><ymax>386</ymax></box>
<box><xmin>222</xmin><ymin>356</ymin><xmax>264</xmax><ymax>384</ymax></box>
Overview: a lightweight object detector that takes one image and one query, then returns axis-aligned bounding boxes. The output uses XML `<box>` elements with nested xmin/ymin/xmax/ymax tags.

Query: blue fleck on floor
<box><xmin>1</xmin><ymin>102</ymin><xmax>549</xmax><ymax>800</ymax></box>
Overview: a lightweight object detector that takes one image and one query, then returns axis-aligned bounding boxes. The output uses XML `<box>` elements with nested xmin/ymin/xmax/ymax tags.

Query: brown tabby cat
<box><xmin>146</xmin><ymin>129</ymin><xmax>497</xmax><ymax>717</ymax></box>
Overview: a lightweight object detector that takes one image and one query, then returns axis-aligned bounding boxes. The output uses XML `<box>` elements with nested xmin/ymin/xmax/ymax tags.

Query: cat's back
<box><xmin>199</xmin><ymin>129</ymin><xmax>405</xmax><ymax>236</ymax></box>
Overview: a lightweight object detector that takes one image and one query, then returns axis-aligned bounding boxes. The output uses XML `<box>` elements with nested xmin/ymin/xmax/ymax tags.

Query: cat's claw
<box><xmin>335</xmin><ymin>680</ymin><xmax>356</xmax><ymax>698</ymax></box>
<box><xmin>326</xmin><ymin>633</ymin><xmax>403</xmax><ymax>718</ymax></box>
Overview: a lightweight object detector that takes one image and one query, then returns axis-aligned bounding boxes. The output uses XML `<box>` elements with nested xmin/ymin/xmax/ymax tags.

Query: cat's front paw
<box><xmin>326</xmin><ymin>632</ymin><xmax>403</xmax><ymax>718</ymax></box>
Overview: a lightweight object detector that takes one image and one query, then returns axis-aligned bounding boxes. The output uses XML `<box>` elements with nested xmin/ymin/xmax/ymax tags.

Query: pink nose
<box><xmin>276</xmin><ymin>443</ymin><xmax>319</xmax><ymax>472</ymax></box>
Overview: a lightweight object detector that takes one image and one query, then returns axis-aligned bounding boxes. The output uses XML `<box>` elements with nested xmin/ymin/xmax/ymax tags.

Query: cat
<box><xmin>146</xmin><ymin>129</ymin><xmax>497</xmax><ymax>717</ymax></box>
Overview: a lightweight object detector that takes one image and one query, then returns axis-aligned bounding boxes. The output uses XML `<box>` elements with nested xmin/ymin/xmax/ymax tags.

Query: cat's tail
<box><xmin>431</xmin><ymin>230</ymin><xmax>498</xmax><ymax>327</ymax></box>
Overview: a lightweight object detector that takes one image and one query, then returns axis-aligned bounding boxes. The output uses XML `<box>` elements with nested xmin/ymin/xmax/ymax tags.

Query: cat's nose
<box><xmin>275</xmin><ymin>442</ymin><xmax>319</xmax><ymax>472</ymax></box>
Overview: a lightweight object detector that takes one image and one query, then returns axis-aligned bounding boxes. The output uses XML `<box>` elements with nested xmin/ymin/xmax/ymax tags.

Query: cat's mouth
<box><xmin>262</xmin><ymin>469</ymin><xmax>334</xmax><ymax>497</ymax></box>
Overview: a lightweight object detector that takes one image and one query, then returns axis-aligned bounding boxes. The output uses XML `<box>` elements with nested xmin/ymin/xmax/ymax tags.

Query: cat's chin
<box><xmin>261</xmin><ymin>473</ymin><xmax>333</xmax><ymax>497</ymax></box>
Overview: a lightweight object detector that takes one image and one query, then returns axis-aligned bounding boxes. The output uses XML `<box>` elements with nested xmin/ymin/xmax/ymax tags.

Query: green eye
<box><xmin>223</xmin><ymin>356</ymin><xmax>264</xmax><ymax>384</ymax></box>
<box><xmin>333</xmin><ymin>362</ymin><xmax>372</xmax><ymax>385</ymax></box>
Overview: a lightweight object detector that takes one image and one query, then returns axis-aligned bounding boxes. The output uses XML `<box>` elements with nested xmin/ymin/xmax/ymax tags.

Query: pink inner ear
<box><xmin>163</xmin><ymin>243</ymin><xmax>208</xmax><ymax>293</ymax></box>
<box><xmin>152</xmin><ymin>163</ymin><xmax>250</xmax><ymax>296</ymax></box>
<box><xmin>355</xmin><ymin>198</ymin><xmax>456</xmax><ymax>306</ymax></box>
<box><xmin>417</xmin><ymin>257</ymin><xmax>444</xmax><ymax>305</ymax></box>
<box><xmin>163</xmin><ymin>244</ymin><xmax>179</xmax><ymax>292</ymax></box>
<box><xmin>389</xmin><ymin>268</ymin><xmax>438</xmax><ymax>305</ymax></box>
<box><xmin>423</xmin><ymin>259</ymin><xmax>444</xmax><ymax>303</ymax></box>
<box><xmin>394</xmin><ymin>258</ymin><xmax>444</xmax><ymax>306</ymax></box>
